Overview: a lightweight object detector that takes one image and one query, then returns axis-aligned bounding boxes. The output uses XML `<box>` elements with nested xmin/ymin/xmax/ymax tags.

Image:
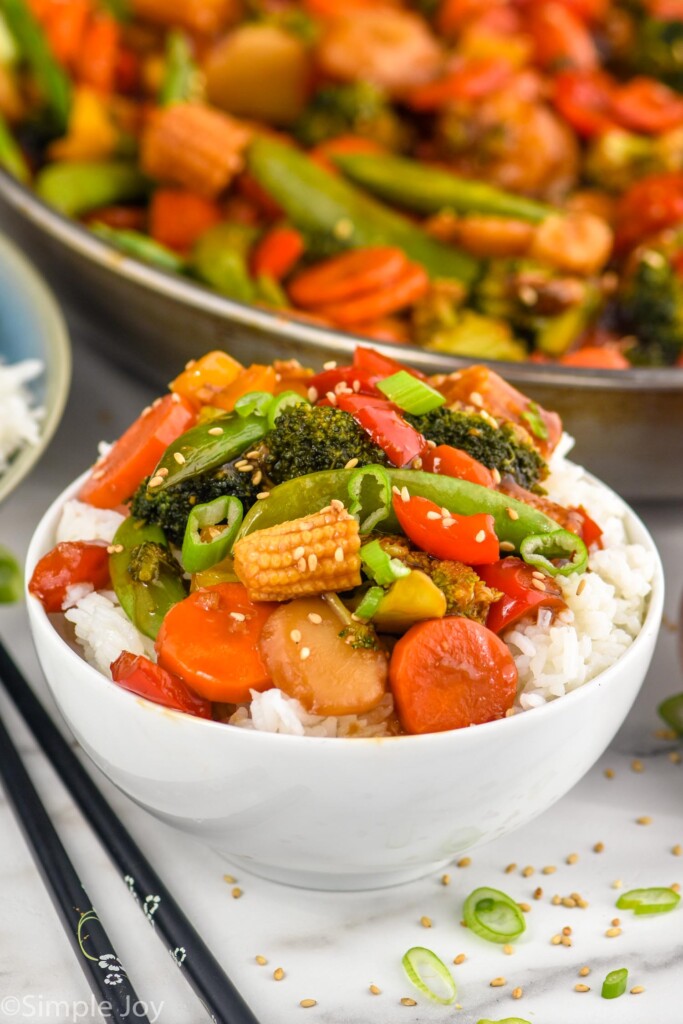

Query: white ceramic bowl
<box><xmin>26</xmin><ymin>474</ymin><xmax>664</xmax><ymax>891</ymax></box>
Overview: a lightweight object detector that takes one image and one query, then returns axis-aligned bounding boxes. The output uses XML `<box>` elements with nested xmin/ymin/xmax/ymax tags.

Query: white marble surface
<box><xmin>0</xmin><ymin>324</ymin><xmax>682</xmax><ymax>1024</ymax></box>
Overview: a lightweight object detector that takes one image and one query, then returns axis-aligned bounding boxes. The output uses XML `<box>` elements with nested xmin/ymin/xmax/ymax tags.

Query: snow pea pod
<box><xmin>0</xmin><ymin>111</ymin><xmax>29</xmax><ymax>182</ymax></box>
<box><xmin>2</xmin><ymin>0</ymin><xmax>70</xmax><ymax>130</ymax></box>
<box><xmin>152</xmin><ymin>412</ymin><xmax>269</xmax><ymax>490</ymax></box>
<box><xmin>92</xmin><ymin>224</ymin><xmax>186</xmax><ymax>272</ymax></box>
<box><xmin>191</xmin><ymin>223</ymin><xmax>258</xmax><ymax>302</ymax></box>
<box><xmin>35</xmin><ymin>161</ymin><xmax>147</xmax><ymax>217</ymax></box>
<box><xmin>335</xmin><ymin>153</ymin><xmax>553</xmax><ymax>224</ymax></box>
<box><xmin>247</xmin><ymin>136</ymin><xmax>480</xmax><ymax>285</ymax></box>
<box><xmin>109</xmin><ymin>518</ymin><xmax>187</xmax><ymax>640</ymax></box>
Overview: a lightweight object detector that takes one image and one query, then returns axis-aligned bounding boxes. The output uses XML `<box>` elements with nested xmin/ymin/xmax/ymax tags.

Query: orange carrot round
<box><xmin>289</xmin><ymin>247</ymin><xmax>408</xmax><ymax>308</ymax></box>
<box><xmin>149</xmin><ymin>189</ymin><xmax>223</xmax><ymax>252</ymax></box>
<box><xmin>559</xmin><ymin>346</ymin><xmax>630</xmax><ymax>369</ymax></box>
<box><xmin>155</xmin><ymin>583</ymin><xmax>276</xmax><ymax>703</ymax></box>
<box><xmin>315</xmin><ymin>262</ymin><xmax>429</xmax><ymax>326</ymax></box>
<box><xmin>251</xmin><ymin>225</ymin><xmax>305</xmax><ymax>280</ymax></box>
<box><xmin>389</xmin><ymin>617</ymin><xmax>518</xmax><ymax>734</ymax></box>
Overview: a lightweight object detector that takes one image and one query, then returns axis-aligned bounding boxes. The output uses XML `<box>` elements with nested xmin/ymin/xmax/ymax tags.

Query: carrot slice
<box><xmin>289</xmin><ymin>247</ymin><xmax>409</xmax><ymax>309</ymax></box>
<box><xmin>251</xmin><ymin>226</ymin><xmax>305</xmax><ymax>280</ymax></box>
<box><xmin>559</xmin><ymin>346</ymin><xmax>630</xmax><ymax>369</ymax></box>
<box><xmin>314</xmin><ymin>262</ymin><xmax>429</xmax><ymax>326</ymax></box>
<box><xmin>389</xmin><ymin>617</ymin><xmax>518</xmax><ymax>734</ymax></box>
<box><xmin>149</xmin><ymin>189</ymin><xmax>223</xmax><ymax>252</ymax></box>
<box><xmin>76</xmin><ymin>13</ymin><xmax>120</xmax><ymax>93</ymax></box>
<box><xmin>155</xmin><ymin>583</ymin><xmax>276</xmax><ymax>703</ymax></box>
<box><xmin>78</xmin><ymin>394</ymin><xmax>196</xmax><ymax>508</ymax></box>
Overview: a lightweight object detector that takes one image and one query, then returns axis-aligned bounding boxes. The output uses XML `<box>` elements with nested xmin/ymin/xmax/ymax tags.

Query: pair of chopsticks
<box><xmin>0</xmin><ymin>641</ymin><xmax>260</xmax><ymax>1024</ymax></box>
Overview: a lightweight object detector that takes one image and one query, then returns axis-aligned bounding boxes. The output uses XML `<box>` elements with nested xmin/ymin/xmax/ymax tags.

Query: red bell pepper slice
<box><xmin>615</xmin><ymin>172</ymin><xmax>683</xmax><ymax>251</ymax></box>
<box><xmin>308</xmin><ymin>365</ymin><xmax>384</xmax><ymax>399</ymax></box>
<box><xmin>553</xmin><ymin>70</ymin><xmax>618</xmax><ymax>137</ymax></box>
<box><xmin>476</xmin><ymin>557</ymin><xmax>567</xmax><ymax>634</ymax></box>
<box><xmin>421</xmin><ymin>444</ymin><xmax>495</xmax><ymax>488</ymax></box>
<box><xmin>573</xmin><ymin>505</ymin><xmax>603</xmax><ymax>549</ymax></box>
<box><xmin>29</xmin><ymin>541</ymin><xmax>111</xmax><ymax>613</ymax></box>
<box><xmin>335</xmin><ymin>393</ymin><xmax>427</xmax><ymax>467</ymax></box>
<box><xmin>393</xmin><ymin>493</ymin><xmax>500</xmax><ymax>565</ymax></box>
<box><xmin>110</xmin><ymin>652</ymin><xmax>213</xmax><ymax>719</ymax></box>
<box><xmin>610</xmin><ymin>77</ymin><xmax>683</xmax><ymax>134</ymax></box>
<box><xmin>353</xmin><ymin>345</ymin><xmax>427</xmax><ymax>381</ymax></box>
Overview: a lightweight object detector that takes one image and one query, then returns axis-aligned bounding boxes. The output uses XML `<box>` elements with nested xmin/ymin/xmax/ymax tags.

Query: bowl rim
<box><xmin>0</xmin><ymin>231</ymin><xmax>71</xmax><ymax>505</ymax></box>
<box><xmin>26</xmin><ymin>463</ymin><xmax>665</xmax><ymax>749</ymax></box>
<box><xmin>1</xmin><ymin>168</ymin><xmax>682</xmax><ymax>393</ymax></box>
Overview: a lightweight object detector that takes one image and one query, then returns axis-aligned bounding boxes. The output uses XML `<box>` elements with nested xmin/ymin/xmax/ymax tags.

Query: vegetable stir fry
<box><xmin>2</xmin><ymin>1</ymin><xmax>683</xmax><ymax>365</ymax></box>
<box><xmin>29</xmin><ymin>346</ymin><xmax>606</xmax><ymax>736</ymax></box>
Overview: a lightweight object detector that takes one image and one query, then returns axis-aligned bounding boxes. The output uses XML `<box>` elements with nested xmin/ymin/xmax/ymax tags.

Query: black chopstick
<box><xmin>0</xmin><ymin>641</ymin><xmax>260</xmax><ymax>1024</ymax></box>
<box><xmin>0</xmin><ymin>709</ymin><xmax>150</xmax><ymax>1024</ymax></box>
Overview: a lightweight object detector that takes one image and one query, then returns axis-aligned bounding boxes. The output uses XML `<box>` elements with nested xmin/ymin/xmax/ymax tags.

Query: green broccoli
<box><xmin>411</xmin><ymin>279</ymin><xmax>528</xmax><ymax>361</ymax></box>
<box><xmin>258</xmin><ymin>403</ymin><xmax>389</xmax><ymax>485</ymax></box>
<box><xmin>585</xmin><ymin>128</ymin><xmax>683</xmax><ymax>191</ymax></box>
<box><xmin>405</xmin><ymin>406</ymin><xmax>547</xmax><ymax>489</ymax></box>
<box><xmin>324</xmin><ymin>592</ymin><xmax>383</xmax><ymax>651</ymax></box>
<box><xmin>377</xmin><ymin>537</ymin><xmax>501</xmax><ymax>622</ymax></box>
<box><xmin>130</xmin><ymin>466</ymin><xmax>259</xmax><ymax>546</ymax></box>
<box><xmin>629</xmin><ymin>13</ymin><xmax>683</xmax><ymax>90</ymax></box>
<box><xmin>618</xmin><ymin>245</ymin><xmax>683</xmax><ymax>365</ymax></box>
<box><xmin>128</xmin><ymin>541</ymin><xmax>184</xmax><ymax>585</ymax></box>
<box><xmin>294</xmin><ymin>81</ymin><xmax>408</xmax><ymax>149</ymax></box>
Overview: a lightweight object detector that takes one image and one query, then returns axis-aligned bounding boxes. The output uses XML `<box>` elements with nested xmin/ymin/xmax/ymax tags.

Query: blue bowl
<box><xmin>0</xmin><ymin>233</ymin><xmax>71</xmax><ymax>504</ymax></box>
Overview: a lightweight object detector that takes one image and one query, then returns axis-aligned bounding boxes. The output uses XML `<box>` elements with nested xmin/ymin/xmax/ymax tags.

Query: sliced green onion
<box><xmin>463</xmin><ymin>887</ymin><xmax>526</xmax><ymax>944</ymax></box>
<box><xmin>658</xmin><ymin>693</ymin><xmax>683</xmax><ymax>736</ymax></box>
<box><xmin>267</xmin><ymin>390</ymin><xmax>308</xmax><ymax>430</ymax></box>
<box><xmin>234</xmin><ymin>391</ymin><xmax>274</xmax><ymax>419</ymax></box>
<box><xmin>602</xmin><ymin>967</ymin><xmax>628</xmax><ymax>999</ymax></box>
<box><xmin>160</xmin><ymin>29</ymin><xmax>197</xmax><ymax>106</ymax></box>
<box><xmin>519</xmin><ymin>529</ymin><xmax>588</xmax><ymax>577</ymax></box>
<box><xmin>616</xmin><ymin>887</ymin><xmax>681</xmax><ymax>915</ymax></box>
<box><xmin>520</xmin><ymin>402</ymin><xmax>549</xmax><ymax>441</ymax></box>
<box><xmin>347</xmin><ymin>464</ymin><xmax>392</xmax><ymax>534</ymax></box>
<box><xmin>181</xmin><ymin>496</ymin><xmax>243</xmax><ymax>573</ymax></box>
<box><xmin>477</xmin><ymin>1019</ymin><xmax>532</xmax><ymax>1024</ymax></box>
<box><xmin>0</xmin><ymin>546</ymin><xmax>22</xmax><ymax>603</ymax></box>
<box><xmin>377</xmin><ymin>370</ymin><xmax>445</xmax><ymax>415</ymax></box>
<box><xmin>360</xmin><ymin>539</ymin><xmax>410</xmax><ymax>586</ymax></box>
<box><xmin>402</xmin><ymin>947</ymin><xmax>457</xmax><ymax>1006</ymax></box>
<box><xmin>354</xmin><ymin>586</ymin><xmax>385</xmax><ymax>621</ymax></box>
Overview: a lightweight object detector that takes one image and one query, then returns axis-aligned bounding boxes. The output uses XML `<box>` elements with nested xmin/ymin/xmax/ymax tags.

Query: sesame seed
<box><xmin>636</xmin><ymin>816</ymin><xmax>652</xmax><ymax>825</ymax></box>
<box><xmin>307</xmin><ymin>387</ymin><xmax>318</xmax><ymax>403</ymax></box>
<box><xmin>208</xmin><ymin>426</ymin><xmax>224</xmax><ymax>436</ymax></box>
<box><xmin>673</xmin><ymin>844</ymin><xmax>682</xmax><ymax>856</ymax></box>
<box><xmin>426</xmin><ymin>510</ymin><xmax>441</xmax><ymax>520</ymax></box>
<box><xmin>532</xmin><ymin>579</ymin><xmax>547</xmax><ymax>592</ymax></box>
<box><xmin>542</xmin><ymin>865</ymin><xmax>557</xmax><ymax>875</ymax></box>
<box><xmin>173</xmin><ymin>452</ymin><xmax>186</xmax><ymax>465</ymax></box>
<box><xmin>257</xmin><ymin>491</ymin><xmax>270</xmax><ymax>500</ymax></box>
<box><xmin>579</xmin><ymin>967</ymin><xmax>590</xmax><ymax>977</ymax></box>
<box><xmin>551</xmin><ymin>935</ymin><xmax>562</xmax><ymax>945</ymax></box>
<box><xmin>246</xmin><ymin>451</ymin><xmax>261</xmax><ymax>460</ymax></box>
<box><xmin>107</xmin><ymin>544</ymin><xmax>124</xmax><ymax>554</ymax></box>
<box><xmin>255</xmin><ymin>955</ymin><xmax>268</xmax><ymax>965</ymax></box>
<box><xmin>292</xmin><ymin>547</ymin><xmax>305</xmax><ymax>560</ymax></box>
<box><xmin>561</xmin><ymin>936</ymin><xmax>572</xmax><ymax>947</ymax></box>
<box><xmin>506</xmin><ymin>507</ymin><xmax>519</xmax><ymax>521</ymax></box>
<box><xmin>500</xmin><ymin>540</ymin><xmax>515</xmax><ymax>551</ymax></box>
<box><xmin>273</xmin><ymin>968</ymin><xmax>285</xmax><ymax>981</ymax></box>
<box><xmin>593</xmin><ymin>842</ymin><xmax>605</xmax><ymax>853</ymax></box>
<box><xmin>512</xmin><ymin>987</ymin><xmax>523</xmax><ymax>999</ymax></box>
<box><xmin>469</xmin><ymin>391</ymin><xmax>484</xmax><ymax>406</ymax></box>
<box><xmin>441</xmin><ymin>874</ymin><xmax>451</xmax><ymax>886</ymax></box>
<box><xmin>490</xmin><ymin>977</ymin><xmax>506</xmax><ymax>988</ymax></box>
<box><xmin>230</xmin><ymin>612</ymin><xmax>246</xmax><ymax>622</ymax></box>
<box><xmin>562</xmin><ymin>897</ymin><xmax>577</xmax><ymax>908</ymax></box>
<box><xmin>669</xmin><ymin>751</ymin><xmax>682</xmax><ymax>764</ymax></box>
<box><xmin>630</xmin><ymin>986</ymin><xmax>645</xmax><ymax>994</ymax></box>
<box><xmin>308</xmin><ymin>553</ymin><xmax>318</xmax><ymax>571</ymax></box>
<box><xmin>237</xmin><ymin>463</ymin><xmax>254</xmax><ymax>473</ymax></box>
<box><xmin>420</xmin><ymin>915</ymin><xmax>432</xmax><ymax>928</ymax></box>
<box><xmin>518</xmin><ymin>902</ymin><xmax>531</xmax><ymax>913</ymax></box>
<box><xmin>531</xmin><ymin>570</ymin><xmax>545</xmax><ymax>580</ymax></box>
<box><xmin>184</xmin><ymin>359</ymin><xmax>196</xmax><ymax>369</ymax></box>
<box><xmin>604</xmin><ymin>768</ymin><xmax>615</xmax><ymax>779</ymax></box>
<box><xmin>533</xmin><ymin>887</ymin><xmax>543</xmax><ymax>900</ymax></box>
<box><xmin>612</xmin><ymin>879</ymin><xmax>624</xmax><ymax>889</ymax></box>
<box><xmin>522</xmin><ymin>866</ymin><xmax>535</xmax><ymax>877</ymax></box>
<box><xmin>152</xmin><ymin>397</ymin><xmax>162</xmax><ymax>408</ymax></box>
<box><xmin>576</xmin><ymin>577</ymin><xmax>587</xmax><ymax>596</ymax></box>
<box><xmin>575</xmin><ymin>984</ymin><xmax>590</xmax><ymax>993</ymax></box>
<box><xmin>223</xmin><ymin>874</ymin><xmax>236</xmax><ymax>883</ymax></box>
<box><xmin>308</xmin><ymin>613</ymin><xmax>323</xmax><ymax>624</ymax></box>
<box><xmin>400</xmin><ymin>998</ymin><xmax>417</xmax><ymax>1007</ymax></box>
<box><xmin>566</xmin><ymin>853</ymin><xmax>579</xmax><ymax>865</ymax></box>
<box><xmin>344</xmin><ymin>457</ymin><xmax>359</xmax><ymax>469</ymax></box>
<box><xmin>672</xmin><ymin>883</ymin><xmax>681</xmax><ymax>893</ymax></box>
<box><xmin>300</xmin><ymin>999</ymin><xmax>317</xmax><ymax>1008</ymax></box>
<box><xmin>330</xmin><ymin>499</ymin><xmax>344</xmax><ymax>511</ymax></box>
<box><xmin>252</xmin><ymin>470</ymin><xmax>263</xmax><ymax>486</ymax></box>
<box><xmin>503</xmin><ymin>944</ymin><xmax>514</xmax><ymax>955</ymax></box>
<box><xmin>231</xmin><ymin>887</ymin><xmax>242</xmax><ymax>899</ymax></box>
<box><xmin>492</xmin><ymin>467</ymin><xmax>501</xmax><ymax>484</ymax></box>
<box><xmin>148</xmin><ymin>475</ymin><xmax>165</xmax><ymax>488</ymax></box>
<box><xmin>611</xmin><ymin>917</ymin><xmax>620</xmax><ymax>927</ymax></box>
<box><xmin>323</xmin><ymin>360</ymin><xmax>337</xmax><ymax>370</ymax></box>
<box><xmin>412</xmin><ymin>456</ymin><xmax>423</xmax><ymax>470</ymax></box>
<box><xmin>505</xmin><ymin>863</ymin><xmax>517</xmax><ymax>874</ymax></box>
<box><xmin>334</xmin><ymin>546</ymin><xmax>344</xmax><ymax>562</ymax></box>
<box><xmin>300</xmin><ymin>647</ymin><xmax>311</xmax><ymax>661</ymax></box>
<box><xmin>401</xmin><ymin>486</ymin><xmax>410</xmax><ymax>502</ymax></box>
<box><xmin>457</xmin><ymin>857</ymin><xmax>471</xmax><ymax>868</ymax></box>
<box><xmin>475</xmin><ymin>530</ymin><xmax>486</xmax><ymax>543</ymax></box>
<box><xmin>326</xmin><ymin>391</ymin><xmax>337</xmax><ymax>405</ymax></box>
<box><xmin>605</xmin><ymin>927</ymin><xmax>622</xmax><ymax>938</ymax></box>
<box><xmin>171</xmin><ymin>392</ymin><xmax>182</xmax><ymax>403</ymax></box>
<box><xmin>369</xmin><ymin>985</ymin><xmax>381</xmax><ymax>995</ymax></box>
<box><xmin>453</xmin><ymin>954</ymin><xmax>466</xmax><ymax>965</ymax></box>
<box><xmin>551</xmin><ymin>895</ymin><xmax>561</xmax><ymax>905</ymax></box>
<box><xmin>631</xmin><ymin>759</ymin><xmax>644</xmax><ymax>772</ymax></box>
<box><xmin>334</xmin><ymin>217</ymin><xmax>353</xmax><ymax>239</ymax></box>
<box><xmin>297</xmin><ymin>557</ymin><xmax>307</xmax><ymax>572</ymax></box>
<box><xmin>290</xmin><ymin>629</ymin><xmax>302</xmax><ymax>644</ymax></box>
<box><xmin>91</xmin><ymin>468</ymin><xmax>105</xmax><ymax>480</ymax></box>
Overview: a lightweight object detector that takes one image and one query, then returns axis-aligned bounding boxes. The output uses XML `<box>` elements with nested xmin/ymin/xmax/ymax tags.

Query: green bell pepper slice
<box><xmin>109</xmin><ymin>518</ymin><xmax>187</xmax><ymax>640</ymax></box>
<box><xmin>181</xmin><ymin>496</ymin><xmax>244</xmax><ymax>573</ymax></box>
<box><xmin>152</xmin><ymin>411</ymin><xmax>269</xmax><ymax>491</ymax></box>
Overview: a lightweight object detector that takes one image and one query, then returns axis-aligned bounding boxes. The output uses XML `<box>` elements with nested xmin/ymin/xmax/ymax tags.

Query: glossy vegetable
<box><xmin>0</xmin><ymin>545</ymin><xmax>22</xmax><ymax>603</ymax></box>
<box><xmin>79</xmin><ymin>393</ymin><xmax>196</xmax><ymax>508</ymax></box>
<box><xmin>389</xmin><ymin>618</ymin><xmax>518</xmax><ymax>733</ymax></box>
<box><xmin>191</xmin><ymin>222</ymin><xmax>258</xmax><ymax>302</ymax></box>
<box><xmin>616</xmin><ymin>887</ymin><xmax>681</xmax><ymax>915</ymax></box>
<box><xmin>156</xmin><ymin>582</ymin><xmax>275</xmax><ymax>703</ymax></box>
<box><xmin>0</xmin><ymin>111</ymin><xmax>29</xmax><ymax>181</ymax></box>
<box><xmin>477</xmin><ymin>557</ymin><xmax>566</xmax><ymax>634</ymax></box>
<box><xmin>151</xmin><ymin>409</ymin><xmax>268</xmax><ymax>491</ymax></box>
<box><xmin>3</xmin><ymin>0</ymin><xmax>71</xmax><ymax>128</ymax></box>
<box><xmin>519</xmin><ymin>529</ymin><xmax>588</xmax><ymax>577</ymax></box>
<box><xmin>393</xmin><ymin>493</ymin><xmax>500</xmax><ymax>565</ymax></box>
<box><xmin>421</xmin><ymin>445</ymin><xmax>495</xmax><ymax>489</ymax></box>
<box><xmin>601</xmin><ymin>967</ymin><xmax>628</xmax><ymax>999</ymax></box>
<box><xmin>35</xmin><ymin>161</ymin><xmax>147</xmax><ymax>217</ymax></box>
<box><xmin>28</xmin><ymin>541</ymin><xmax>110</xmax><ymax>613</ymax></box>
<box><xmin>359</xmin><ymin>538</ymin><xmax>410</xmax><ymax>586</ymax></box>
<box><xmin>335</xmin><ymin>394</ymin><xmax>425</xmax><ymax>467</ymax></box>
<box><xmin>658</xmin><ymin>693</ymin><xmax>683</xmax><ymax>735</ymax></box>
<box><xmin>109</xmin><ymin>517</ymin><xmax>187</xmax><ymax>639</ymax></box>
<box><xmin>376</xmin><ymin>371</ymin><xmax>445</xmax><ymax>416</ymax></box>
<box><xmin>110</xmin><ymin>651</ymin><xmax>212</xmax><ymax>719</ymax></box>
<box><xmin>462</xmin><ymin>887</ymin><xmax>527</xmax><ymax>943</ymax></box>
<box><xmin>402</xmin><ymin>947</ymin><xmax>457</xmax><ymax>1006</ymax></box>
<box><xmin>372</xmin><ymin>570</ymin><xmax>447</xmax><ymax>633</ymax></box>
<box><xmin>160</xmin><ymin>29</ymin><xmax>196</xmax><ymax>106</ymax></box>
<box><xmin>180</xmin><ymin>495</ymin><xmax>243</xmax><ymax>573</ymax></box>
<box><xmin>92</xmin><ymin>223</ymin><xmax>187</xmax><ymax>272</ymax></box>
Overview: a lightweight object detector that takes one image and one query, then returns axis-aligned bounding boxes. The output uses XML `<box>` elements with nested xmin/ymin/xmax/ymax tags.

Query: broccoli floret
<box><xmin>405</xmin><ymin>406</ymin><xmax>547</xmax><ymax>488</ymax></box>
<box><xmin>411</xmin><ymin>280</ymin><xmax>528</xmax><ymax>361</ymax></box>
<box><xmin>377</xmin><ymin>537</ymin><xmax>501</xmax><ymax>622</ymax></box>
<box><xmin>630</xmin><ymin>14</ymin><xmax>683</xmax><ymax>90</ymax></box>
<box><xmin>259</xmin><ymin>404</ymin><xmax>388</xmax><ymax>485</ymax></box>
<box><xmin>128</xmin><ymin>541</ymin><xmax>183</xmax><ymax>585</ymax></box>
<box><xmin>584</xmin><ymin>130</ymin><xmax>679</xmax><ymax>192</ymax></box>
<box><xmin>130</xmin><ymin>466</ymin><xmax>259</xmax><ymax>546</ymax></box>
<box><xmin>294</xmin><ymin>82</ymin><xmax>408</xmax><ymax>149</ymax></box>
<box><xmin>618</xmin><ymin>246</ymin><xmax>683</xmax><ymax>365</ymax></box>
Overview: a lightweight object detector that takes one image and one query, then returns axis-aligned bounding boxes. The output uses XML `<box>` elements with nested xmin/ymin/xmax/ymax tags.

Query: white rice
<box><xmin>64</xmin><ymin>590</ymin><xmax>154</xmax><ymax>678</ymax></box>
<box><xmin>56</xmin><ymin>500</ymin><xmax>125</xmax><ymax>544</ymax></box>
<box><xmin>0</xmin><ymin>359</ymin><xmax>43</xmax><ymax>472</ymax></box>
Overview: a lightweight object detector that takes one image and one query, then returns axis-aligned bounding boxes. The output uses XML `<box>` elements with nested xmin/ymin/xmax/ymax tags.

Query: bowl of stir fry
<box><xmin>26</xmin><ymin>346</ymin><xmax>663</xmax><ymax>888</ymax></box>
<box><xmin>1</xmin><ymin>0</ymin><xmax>682</xmax><ymax>495</ymax></box>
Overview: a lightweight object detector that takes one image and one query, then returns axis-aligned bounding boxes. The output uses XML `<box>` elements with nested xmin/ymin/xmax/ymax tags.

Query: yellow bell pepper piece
<box><xmin>372</xmin><ymin>570</ymin><xmax>447</xmax><ymax>634</ymax></box>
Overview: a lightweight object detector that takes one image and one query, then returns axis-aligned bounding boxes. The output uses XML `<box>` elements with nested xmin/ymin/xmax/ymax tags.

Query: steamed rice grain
<box><xmin>0</xmin><ymin>359</ymin><xmax>43</xmax><ymax>472</ymax></box>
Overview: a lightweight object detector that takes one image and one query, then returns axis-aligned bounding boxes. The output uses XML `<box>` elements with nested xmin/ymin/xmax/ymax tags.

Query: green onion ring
<box><xmin>463</xmin><ymin>887</ymin><xmax>526</xmax><ymax>943</ymax></box>
<box><xmin>234</xmin><ymin>391</ymin><xmax>275</xmax><ymax>418</ymax></box>
<box><xmin>519</xmin><ymin>529</ymin><xmax>588</xmax><ymax>577</ymax></box>
<box><xmin>402</xmin><ymin>947</ymin><xmax>457</xmax><ymax>1005</ymax></box>
<box><xmin>616</xmin><ymin>887</ymin><xmax>681</xmax><ymax>915</ymax></box>
<box><xmin>267</xmin><ymin>389</ymin><xmax>309</xmax><ymax>430</ymax></box>
<box><xmin>658</xmin><ymin>693</ymin><xmax>683</xmax><ymax>736</ymax></box>
<box><xmin>601</xmin><ymin>967</ymin><xmax>628</xmax><ymax>999</ymax></box>
<box><xmin>347</xmin><ymin>463</ymin><xmax>392</xmax><ymax>534</ymax></box>
<box><xmin>360</xmin><ymin>539</ymin><xmax>410</xmax><ymax>586</ymax></box>
<box><xmin>377</xmin><ymin>371</ymin><xmax>445</xmax><ymax>416</ymax></box>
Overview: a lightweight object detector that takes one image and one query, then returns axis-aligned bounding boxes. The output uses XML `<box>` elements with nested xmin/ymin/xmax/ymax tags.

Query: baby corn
<box><xmin>233</xmin><ymin>504</ymin><xmax>361</xmax><ymax>602</ymax></box>
<box><xmin>141</xmin><ymin>103</ymin><xmax>251</xmax><ymax>199</ymax></box>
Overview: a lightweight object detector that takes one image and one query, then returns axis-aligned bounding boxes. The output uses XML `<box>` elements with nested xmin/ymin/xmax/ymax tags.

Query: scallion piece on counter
<box><xmin>658</xmin><ymin>693</ymin><xmax>683</xmax><ymax>736</ymax></box>
<box><xmin>181</xmin><ymin>496</ymin><xmax>244</xmax><ymax>574</ymax></box>
<box><xmin>462</xmin><ymin>887</ymin><xmax>526</xmax><ymax>943</ymax></box>
<box><xmin>354</xmin><ymin>586</ymin><xmax>385</xmax><ymax>622</ymax></box>
<box><xmin>616</xmin><ymin>887</ymin><xmax>681</xmax><ymax>915</ymax></box>
<box><xmin>267</xmin><ymin>390</ymin><xmax>308</xmax><ymax>430</ymax></box>
<box><xmin>519</xmin><ymin>529</ymin><xmax>588</xmax><ymax>577</ymax></box>
<box><xmin>347</xmin><ymin>464</ymin><xmax>392</xmax><ymax>534</ymax></box>
<box><xmin>0</xmin><ymin>546</ymin><xmax>22</xmax><ymax>604</ymax></box>
<box><xmin>402</xmin><ymin>947</ymin><xmax>457</xmax><ymax>1006</ymax></box>
<box><xmin>377</xmin><ymin>371</ymin><xmax>445</xmax><ymax>416</ymax></box>
<box><xmin>360</xmin><ymin>539</ymin><xmax>410</xmax><ymax>587</ymax></box>
<box><xmin>601</xmin><ymin>967</ymin><xmax>628</xmax><ymax>999</ymax></box>
<box><xmin>477</xmin><ymin>1018</ymin><xmax>532</xmax><ymax>1024</ymax></box>
<box><xmin>234</xmin><ymin>391</ymin><xmax>274</xmax><ymax>419</ymax></box>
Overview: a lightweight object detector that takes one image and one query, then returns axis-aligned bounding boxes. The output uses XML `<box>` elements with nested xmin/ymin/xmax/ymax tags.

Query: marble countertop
<box><xmin>1</xmin><ymin>322</ymin><xmax>682</xmax><ymax>1024</ymax></box>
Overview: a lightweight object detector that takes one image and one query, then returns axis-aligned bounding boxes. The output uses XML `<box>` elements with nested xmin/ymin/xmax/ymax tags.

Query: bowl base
<box><xmin>220</xmin><ymin>854</ymin><xmax>454</xmax><ymax>892</ymax></box>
